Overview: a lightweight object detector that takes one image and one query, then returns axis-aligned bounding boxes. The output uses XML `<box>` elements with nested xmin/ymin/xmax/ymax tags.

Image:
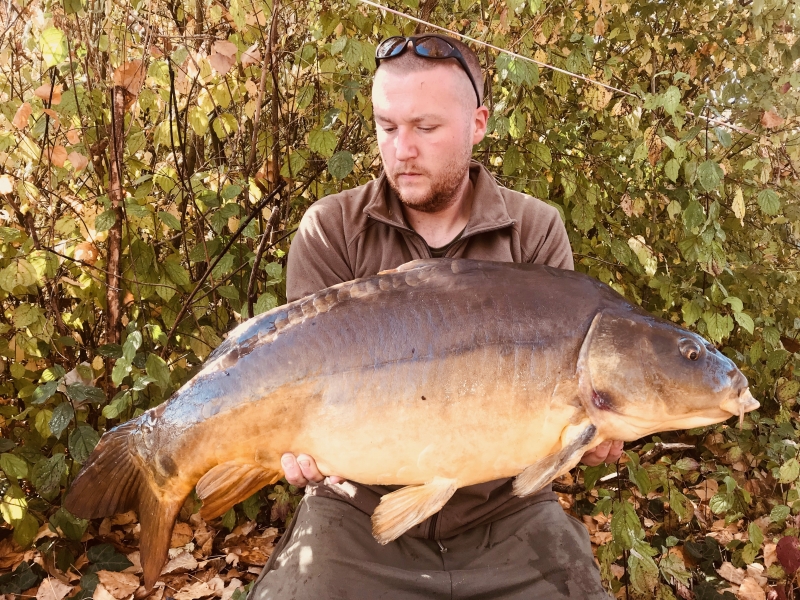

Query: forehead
<box><xmin>372</xmin><ymin>63</ymin><xmax>469</xmax><ymax>109</ymax></box>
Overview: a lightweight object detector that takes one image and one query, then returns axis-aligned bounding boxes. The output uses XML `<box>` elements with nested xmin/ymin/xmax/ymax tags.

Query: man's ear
<box><xmin>472</xmin><ymin>105</ymin><xmax>490</xmax><ymax>145</ymax></box>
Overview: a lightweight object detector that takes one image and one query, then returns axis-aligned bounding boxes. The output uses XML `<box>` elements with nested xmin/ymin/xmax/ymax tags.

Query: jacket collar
<box><xmin>364</xmin><ymin>161</ymin><xmax>515</xmax><ymax>237</ymax></box>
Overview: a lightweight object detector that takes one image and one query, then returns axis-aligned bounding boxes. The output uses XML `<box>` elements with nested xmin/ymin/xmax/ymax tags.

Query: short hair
<box><xmin>375</xmin><ymin>34</ymin><xmax>485</xmax><ymax>106</ymax></box>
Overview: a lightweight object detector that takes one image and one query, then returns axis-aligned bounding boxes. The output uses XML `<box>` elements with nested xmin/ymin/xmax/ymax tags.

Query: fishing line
<box><xmin>358</xmin><ymin>0</ymin><xmax>757</xmax><ymax>135</ymax></box>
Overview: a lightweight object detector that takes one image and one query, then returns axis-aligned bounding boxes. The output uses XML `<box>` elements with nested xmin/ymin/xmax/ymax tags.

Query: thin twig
<box><xmin>161</xmin><ymin>181</ymin><xmax>286</xmax><ymax>356</ymax></box>
<box><xmin>247</xmin><ymin>204</ymin><xmax>282</xmax><ymax>317</ymax></box>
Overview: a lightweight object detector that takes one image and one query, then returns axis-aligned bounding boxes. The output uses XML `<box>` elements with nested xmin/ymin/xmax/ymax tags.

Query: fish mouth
<box><xmin>719</xmin><ymin>388</ymin><xmax>760</xmax><ymax>427</ymax></box>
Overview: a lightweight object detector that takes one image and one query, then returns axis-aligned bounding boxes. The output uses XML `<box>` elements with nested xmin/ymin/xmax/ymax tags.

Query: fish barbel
<box><xmin>64</xmin><ymin>259</ymin><xmax>759</xmax><ymax>588</ymax></box>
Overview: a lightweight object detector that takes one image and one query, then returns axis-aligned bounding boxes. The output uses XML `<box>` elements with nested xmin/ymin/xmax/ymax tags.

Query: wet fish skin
<box><xmin>63</xmin><ymin>259</ymin><xmax>758</xmax><ymax>589</ymax></box>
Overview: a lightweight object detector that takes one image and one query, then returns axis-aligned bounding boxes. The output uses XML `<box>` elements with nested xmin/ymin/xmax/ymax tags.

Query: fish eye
<box><xmin>679</xmin><ymin>338</ymin><xmax>702</xmax><ymax>361</ymax></box>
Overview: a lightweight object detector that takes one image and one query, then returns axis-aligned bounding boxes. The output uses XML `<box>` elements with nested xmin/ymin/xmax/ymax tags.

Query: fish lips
<box><xmin>719</xmin><ymin>388</ymin><xmax>760</xmax><ymax>424</ymax></box>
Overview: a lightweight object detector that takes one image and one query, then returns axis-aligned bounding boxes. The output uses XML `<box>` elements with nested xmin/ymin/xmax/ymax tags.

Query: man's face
<box><xmin>372</xmin><ymin>63</ymin><xmax>488</xmax><ymax>213</ymax></box>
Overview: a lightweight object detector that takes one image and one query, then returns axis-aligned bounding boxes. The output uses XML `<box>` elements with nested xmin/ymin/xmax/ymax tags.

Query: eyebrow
<box><xmin>374</xmin><ymin>113</ymin><xmax>443</xmax><ymax>124</ymax></box>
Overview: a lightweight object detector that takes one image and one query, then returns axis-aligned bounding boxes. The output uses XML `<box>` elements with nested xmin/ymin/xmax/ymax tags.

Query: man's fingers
<box><xmin>296</xmin><ymin>454</ymin><xmax>325</xmax><ymax>483</ymax></box>
<box><xmin>606</xmin><ymin>440</ymin><xmax>625</xmax><ymax>462</ymax></box>
<box><xmin>281</xmin><ymin>453</ymin><xmax>308</xmax><ymax>487</ymax></box>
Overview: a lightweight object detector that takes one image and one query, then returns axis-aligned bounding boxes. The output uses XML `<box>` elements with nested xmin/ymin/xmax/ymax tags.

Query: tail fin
<box><xmin>64</xmin><ymin>419</ymin><xmax>184</xmax><ymax>590</ymax></box>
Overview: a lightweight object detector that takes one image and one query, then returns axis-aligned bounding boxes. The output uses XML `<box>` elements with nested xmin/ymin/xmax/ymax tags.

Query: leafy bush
<box><xmin>0</xmin><ymin>0</ymin><xmax>798</xmax><ymax>596</ymax></box>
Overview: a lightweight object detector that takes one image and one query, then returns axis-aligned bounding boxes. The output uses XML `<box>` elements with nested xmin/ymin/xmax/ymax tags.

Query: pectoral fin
<box><xmin>371</xmin><ymin>477</ymin><xmax>458</xmax><ymax>544</ymax></box>
<box><xmin>513</xmin><ymin>422</ymin><xmax>598</xmax><ymax>497</ymax></box>
<box><xmin>196</xmin><ymin>462</ymin><xmax>281</xmax><ymax>520</ymax></box>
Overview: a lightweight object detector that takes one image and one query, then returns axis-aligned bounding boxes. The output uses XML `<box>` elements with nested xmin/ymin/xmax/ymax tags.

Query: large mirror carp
<box><xmin>64</xmin><ymin>259</ymin><xmax>759</xmax><ymax>588</ymax></box>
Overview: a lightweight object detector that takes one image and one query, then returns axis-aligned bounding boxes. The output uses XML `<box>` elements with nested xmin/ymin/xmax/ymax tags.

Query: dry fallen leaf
<box><xmin>171</xmin><ymin>522</ymin><xmax>194</xmax><ymax>547</ymax></box>
<box><xmin>764</xmin><ymin>543</ymin><xmax>777</xmax><ymax>568</ymax></box>
<box><xmin>241</xmin><ymin>43</ymin><xmax>261</xmax><ymax>68</ymax></box>
<box><xmin>49</xmin><ymin>145</ymin><xmax>68</xmax><ymax>168</ymax></box>
<box><xmin>13</xmin><ymin>102</ymin><xmax>32</xmax><ymax>129</ymax></box>
<box><xmin>161</xmin><ymin>550</ymin><xmax>199</xmax><ymax>575</ymax></box>
<box><xmin>0</xmin><ymin>174</ymin><xmax>14</xmax><ymax>195</ymax></box>
<box><xmin>67</xmin><ymin>152</ymin><xmax>89</xmax><ymax>172</ymax></box>
<box><xmin>36</xmin><ymin>577</ymin><xmax>73</xmax><ymax>600</ymax></box>
<box><xmin>113</xmin><ymin>60</ymin><xmax>146</xmax><ymax>97</ymax></box>
<box><xmin>97</xmin><ymin>571</ymin><xmax>140</xmax><ymax>599</ymax></box>
<box><xmin>34</xmin><ymin>84</ymin><xmax>62</xmax><ymax>105</ymax></box>
<box><xmin>149</xmin><ymin>45</ymin><xmax>164</xmax><ymax>58</ymax></box>
<box><xmin>760</xmin><ymin>110</ymin><xmax>785</xmax><ymax>129</ymax></box>
<box><xmin>209</xmin><ymin>40</ymin><xmax>238</xmax><ymax>75</ymax></box>
<box><xmin>737</xmin><ymin>577</ymin><xmax>766</xmax><ymax>600</ymax></box>
<box><xmin>93</xmin><ymin>582</ymin><xmax>116</xmax><ymax>600</ymax></box>
<box><xmin>174</xmin><ymin>576</ymin><xmax>225</xmax><ymax>600</ymax></box>
<box><xmin>718</xmin><ymin>561</ymin><xmax>745</xmax><ymax>585</ymax></box>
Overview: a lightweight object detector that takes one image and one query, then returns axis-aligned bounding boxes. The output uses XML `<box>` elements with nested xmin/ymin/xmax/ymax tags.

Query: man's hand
<box><xmin>280</xmin><ymin>453</ymin><xmax>344</xmax><ymax>487</ymax></box>
<box><xmin>581</xmin><ymin>440</ymin><xmax>624</xmax><ymax>466</ymax></box>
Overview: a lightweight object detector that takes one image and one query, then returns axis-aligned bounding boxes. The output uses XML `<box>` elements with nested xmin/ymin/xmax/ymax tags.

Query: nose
<box><xmin>394</xmin><ymin>127</ymin><xmax>418</xmax><ymax>162</ymax></box>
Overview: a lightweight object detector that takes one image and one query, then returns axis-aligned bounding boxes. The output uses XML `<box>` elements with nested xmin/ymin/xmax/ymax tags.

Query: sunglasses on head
<box><xmin>375</xmin><ymin>35</ymin><xmax>482</xmax><ymax>108</ymax></box>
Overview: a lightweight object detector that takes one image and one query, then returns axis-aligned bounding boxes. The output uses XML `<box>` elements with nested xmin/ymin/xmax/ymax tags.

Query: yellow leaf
<box><xmin>732</xmin><ymin>187</ymin><xmax>745</xmax><ymax>225</ymax></box>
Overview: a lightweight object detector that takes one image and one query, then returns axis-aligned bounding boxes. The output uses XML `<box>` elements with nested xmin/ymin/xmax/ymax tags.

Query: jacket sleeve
<box><xmin>286</xmin><ymin>200</ymin><xmax>355</xmax><ymax>302</ymax></box>
<box><xmin>523</xmin><ymin>203</ymin><xmax>574</xmax><ymax>271</ymax></box>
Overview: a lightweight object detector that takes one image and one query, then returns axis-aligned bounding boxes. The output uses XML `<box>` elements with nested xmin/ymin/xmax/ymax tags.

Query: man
<box><xmin>249</xmin><ymin>34</ymin><xmax>622</xmax><ymax>599</ymax></box>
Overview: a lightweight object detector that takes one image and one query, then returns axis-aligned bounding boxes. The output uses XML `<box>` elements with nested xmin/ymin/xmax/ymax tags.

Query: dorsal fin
<box><xmin>196</xmin><ymin>462</ymin><xmax>280</xmax><ymax>520</ymax></box>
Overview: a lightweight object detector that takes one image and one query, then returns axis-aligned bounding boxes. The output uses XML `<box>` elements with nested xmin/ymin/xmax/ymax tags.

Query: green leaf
<box><xmin>66</xmin><ymin>384</ymin><xmax>106</xmax><ymax>404</ymax></box>
<box><xmin>68</xmin><ymin>425</ymin><xmax>100</xmax><ymax>464</ymax></box>
<box><xmin>255</xmin><ymin>291</ymin><xmax>278</xmax><ymax>315</ymax></box>
<box><xmin>0</xmin><ymin>453</ymin><xmax>28</xmax><ymax>480</ymax></box>
<box><xmin>709</xmin><ymin>492</ymin><xmax>734</xmax><ymax>514</ymax></box>
<box><xmin>94</xmin><ymin>210</ymin><xmax>117</xmax><ymax>232</ymax></box>
<box><xmin>13</xmin><ymin>513</ymin><xmax>39</xmax><ymax>548</ymax></box>
<box><xmin>31</xmin><ymin>381</ymin><xmax>58</xmax><ymax>405</ymax></box>
<box><xmin>146</xmin><ymin>354</ymin><xmax>171</xmax><ymax>390</ymax></box>
<box><xmin>87</xmin><ymin>543</ymin><xmax>134</xmax><ymax>571</ymax></box>
<box><xmin>734</xmin><ymin>311</ymin><xmax>754</xmax><ymax>335</ymax></box>
<box><xmin>31</xmin><ymin>453</ymin><xmax>66</xmax><ymax>498</ymax></box>
<box><xmin>748</xmin><ymin>521</ymin><xmax>764</xmax><ymax>549</ymax></box>
<box><xmin>697</xmin><ymin>160</ymin><xmax>723</xmax><ymax>191</ymax></box>
<box><xmin>770</xmin><ymin>505</ymin><xmax>791</xmax><ymax>523</ymax></box>
<box><xmin>221</xmin><ymin>508</ymin><xmax>236</xmax><ymax>530</ymax></box>
<box><xmin>665</xmin><ymin>158</ymin><xmax>680</xmax><ymax>182</ymax></box>
<box><xmin>703</xmin><ymin>313</ymin><xmax>733</xmax><ymax>344</ymax></box>
<box><xmin>571</xmin><ymin>203</ymin><xmax>595</xmax><ymax>233</ymax></box>
<box><xmin>779</xmin><ymin>458</ymin><xmax>800</xmax><ymax>483</ymax></box>
<box><xmin>164</xmin><ymin>256</ymin><xmax>190</xmax><ymax>287</ymax></box>
<box><xmin>611</xmin><ymin>500</ymin><xmax>642</xmax><ymax>551</ymax></box>
<box><xmin>757</xmin><ymin>189</ymin><xmax>781</xmax><ymax>215</ymax></box>
<box><xmin>661</xmin><ymin>86</ymin><xmax>681</xmax><ymax>115</ymax></box>
<box><xmin>49</xmin><ymin>402</ymin><xmax>74</xmax><ymax>439</ymax></box>
<box><xmin>308</xmin><ymin>128</ymin><xmax>337</xmax><ymax>157</ymax></box>
<box><xmin>0</xmin><ymin>484</ymin><xmax>27</xmax><ymax>526</ymax></box>
<box><xmin>0</xmin><ymin>259</ymin><xmax>37</xmax><ymax>292</ymax></box>
<box><xmin>242</xmin><ymin>492</ymin><xmax>263</xmax><ymax>520</ymax></box>
<box><xmin>50</xmin><ymin>507</ymin><xmax>89</xmax><ymax>541</ymax></box>
<box><xmin>39</xmin><ymin>27</ymin><xmax>68</xmax><ymax>68</ymax></box>
<box><xmin>158</xmin><ymin>211</ymin><xmax>182</xmax><ymax>230</ymax></box>
<box><xmin>188</xmin><ymin>106</ymin><xmax>209</xmax><ymax>136</ymax></box>
<box><xmin>328</xmin><ymin>151</ymin><xmax>354</xmax><ymax>180</ymax></box>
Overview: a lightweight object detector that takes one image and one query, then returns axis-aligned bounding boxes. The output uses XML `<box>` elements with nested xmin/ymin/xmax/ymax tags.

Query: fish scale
<box><xmin>64</xmin><ymin>259</ymin><xmax>758</xmax><ymax>590</ymax></box>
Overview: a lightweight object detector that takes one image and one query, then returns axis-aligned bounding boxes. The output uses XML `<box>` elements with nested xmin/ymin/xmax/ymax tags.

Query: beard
<box><xmin>386</xmin><ymin>147</ymin><xmax>472</xmax><ymax>214</ymax></box>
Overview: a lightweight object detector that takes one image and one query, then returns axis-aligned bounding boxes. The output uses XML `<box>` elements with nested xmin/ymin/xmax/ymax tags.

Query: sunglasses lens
<box><xmin>416</xmin><ymin>37</ymin><xmax>455</xmax><ymax>58</ymax></box>
<box><xmin>376</xmin><ymin>37</ymin><xmax>408</xmax><ymax>59</ymax></box>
